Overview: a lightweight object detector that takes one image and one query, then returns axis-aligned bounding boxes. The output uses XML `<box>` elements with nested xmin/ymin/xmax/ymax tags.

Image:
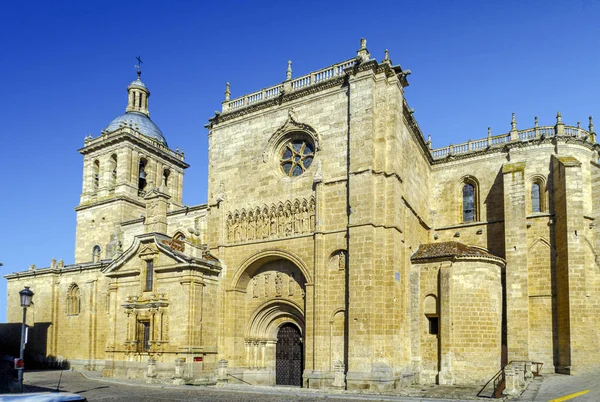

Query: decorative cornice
<box><xmin>79</xmin><ymin>129</ymin><xmax>189</xmax><ymax>169</ymax></box>
<box><xmin>4</xmin><ymin>261</ymin><xmax>106</xmax><ymax>279</ymax></box>
<box><xmin>74</xmin><ymin>195</ymin><xmax>146</xmax><ymax>211</ymax></box>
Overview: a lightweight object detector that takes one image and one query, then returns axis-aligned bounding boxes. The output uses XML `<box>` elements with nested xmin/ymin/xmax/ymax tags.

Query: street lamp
<box><xmin>18</xmin><ymin>286</ymin><xmax>34</xmax><ymax>392</ymax></box>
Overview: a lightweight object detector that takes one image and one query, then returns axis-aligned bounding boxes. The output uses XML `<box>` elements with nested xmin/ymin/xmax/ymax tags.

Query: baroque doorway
<box><xmin>276</xmin><ymin>323</ymin><xmax>303</xmax><ymax>386</ymax></box>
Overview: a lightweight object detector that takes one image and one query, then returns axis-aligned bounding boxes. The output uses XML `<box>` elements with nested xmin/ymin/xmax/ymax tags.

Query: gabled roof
<box><xmin>102</xmin><ymin>232</ymin><xmax>220</xmax><ymax>277</ymax></box>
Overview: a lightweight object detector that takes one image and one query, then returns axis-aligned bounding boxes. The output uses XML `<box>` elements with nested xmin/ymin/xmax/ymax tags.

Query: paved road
<box><xmin>11</xmin><ymin>369</ymin><xmax>600</xmax><ymax>402</ymax></box>
<box><xmin>519</xmin><ymin>370</ymin><xmax>600</xmax><ymax>402</ymax></box>
<box><xmin>18</xmin><ymin>370</ymin><xmax>466</xmax><ymax>402</ymax></box>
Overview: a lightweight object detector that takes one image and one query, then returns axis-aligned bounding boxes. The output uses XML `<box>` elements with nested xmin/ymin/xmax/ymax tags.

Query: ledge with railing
<box><xmin>221</xmin><ymin>58</ymin><xmax>356</xmax><ymax>113</ymax></box>
<box><xmin>431</xmin><ymin>113</ymin><xmax>596</xmax><ymax>161</ymax></box>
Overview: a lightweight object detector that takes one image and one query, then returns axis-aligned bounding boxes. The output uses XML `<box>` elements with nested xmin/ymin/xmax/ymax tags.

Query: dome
<box><xmin>128</xmin><ymin>78</ymin><xmax>147</xmax><ymax>89</ymax></box>
<box><xmin>105</xmin><ymin>111</ymin><xmax>167</xmax><ymax>146</ymax></box>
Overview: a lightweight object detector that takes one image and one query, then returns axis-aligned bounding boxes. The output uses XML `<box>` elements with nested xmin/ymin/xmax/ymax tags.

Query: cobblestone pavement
<box><xmin>518</xmin><ymin>370</ymin><xmax>600</xmax><ymax>402</ymax></box>
<box><xmin>9</xmin><ymin>370</ymin><xmax>487</xmax><ymax>402</ymax></box>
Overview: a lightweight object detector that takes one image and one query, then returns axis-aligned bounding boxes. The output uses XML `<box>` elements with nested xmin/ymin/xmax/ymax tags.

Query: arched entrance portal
<box><xmin>276</xmin><ymin>323</ymin><xmax>303</xmax><ymax>386</ymax></box>
<box><xmin>237</xmin><ymin>254</ymin><xmax>308</xmax><ymax>386</ymax></box>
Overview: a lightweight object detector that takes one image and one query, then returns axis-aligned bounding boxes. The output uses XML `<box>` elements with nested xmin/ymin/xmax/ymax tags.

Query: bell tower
<box><xmin>74</xmin><ymin>69</ymin><xmax>189</xmax><ymax>264</ymax></box>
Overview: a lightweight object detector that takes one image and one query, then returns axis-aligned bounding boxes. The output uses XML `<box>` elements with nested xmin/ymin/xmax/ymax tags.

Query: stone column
<box><xmin>503</xmin><ymin>162</ymin><xmax>529</xmax><ymax>361</ymax></box>
<box><xmin>438</xmin><ymin>263</ymin><xmax>453</xmax><ymax>385</ymax></box>
<box><xmin>552</xmin><ymin>155</ymin><xmax>586</xmax><ymax>373</ymax></box>
<box><xmin>144</xmin><ymin>187</ymin><xmax>170</xmax><ymax>234</ymax></box>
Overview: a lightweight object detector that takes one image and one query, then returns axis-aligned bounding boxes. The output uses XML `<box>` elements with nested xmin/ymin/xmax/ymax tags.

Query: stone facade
<box><xmin>5</xmin><ymin>40</ymin><xmax>600</xmax><ymax>390</ymax></box>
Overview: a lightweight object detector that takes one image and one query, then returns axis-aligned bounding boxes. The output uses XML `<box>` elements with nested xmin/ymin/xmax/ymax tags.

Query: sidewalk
<box><xmin>79</xmin><ymin>371</ymin><xmax>487</xmax><ymax>401</ymax></box>
<box><xmin>517</xmin><ymin>370</ymin><xmax>600</xmax><ymax>402</ymax></box>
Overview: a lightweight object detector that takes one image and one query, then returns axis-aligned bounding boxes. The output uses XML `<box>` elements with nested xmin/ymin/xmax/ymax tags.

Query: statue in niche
<box><xmin>270</xmin><ymin>211</ymin><xmax>277</xmax><ymax>237</ymax></box>
<box><xmin>275</xmin><ymin>273</ymin><xmax>283</xmax><ymax>296</ymax></box>
<box><xmin>284</xmin><ymin>209</ymin><xmax>292</xmax><ymax>236</ymax></box>
<box><xmin>234</xmin><ymin>216</ymin><xmax>241</xmax><ymax>242</ymax></box>
<box><xmin>264</xmin><ymin>274</ymin><xmax>270</xmax><ymax>297</ymax></box>
<box><xmin>309</xmin><ymin>201</ymin><xmax>316</xmax><ymax>231</ymax></box>
<box><xmin>252</xmin><ymin>277</ymin><xmax>258</xmax><ymax>298</ymax></box>
<box><xmin>248</xmin><ymin>215</ymin><xmax>255</xmax><ymax>240</ymax></box>
<box><xmin>294</xmin><ymin>204</ymin><xmax>301</xmax><ymax>234</ymax></box>
<box><xmin>302</xmin><ymin>205</ymin><xmax>310</xmax><ymax>233</ymax></box>
<box><xmin>277</xmin><ymin>208</ymin><xmax>285</xmax><ymax>235</ymax></box>
<box><xmin>241</xmin><ymin>216</ymin><xmax>248</xmax><ymax>241</ymax></box>
<box><xmin>263</xmin><ymin>211</ymin><xmax>270</xmax><ymax>238</ymax></box>
<box><xmin>289</xmin><ymin>272</ymin><xmax>295</xmax><ymax>296</ymax></box>
<box><xmin>339</xmin><ymin>251</ymin><xmax>346</xmax><ymax>271</ymax></box>
<box><xmin>253</xmin><ymin>215</ymin><xmax>260</xmax><ymax>239</ymax></box>
<box><xmin>227</xmin><ymin>215</ymin><xmax>234</xmax><ymax>241</ymax></box>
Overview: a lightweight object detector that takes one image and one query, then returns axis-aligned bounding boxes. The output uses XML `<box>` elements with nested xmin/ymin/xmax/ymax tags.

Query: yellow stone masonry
<box><xmin>5</xmin><ymin>40</ymin><xmax>600</xmax><ymax>391</ymax></box>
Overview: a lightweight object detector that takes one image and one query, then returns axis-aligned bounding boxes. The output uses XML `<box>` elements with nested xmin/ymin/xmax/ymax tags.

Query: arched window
<box><xmin>138</xmin><ymin>159</ymin><xmax>147</xmax><ymax>192</ymax></box>
<box><xmin>144</xmin><ymin>259</ymin><xmax>154</xmax><ymax>291</ymax></box>
<box><xmin>93</xmin><ymin>160</ymin><xmax>100</xmax><ymax>190</ymax></box>
<box><xmin>110</xmin><ymin>154</ymin><xmax>118</xmax><ymax>186</ymax></box>
<box><xmin>67</xmin><ymin>283</ymin><xmax>80</xmax><ymax>316</ymax></box>
<box><xmin>531</xmin><ymin>183</ymin><xmax>541</xmax><ymax>213</ymax></box>
<box><xmin>92</xmin><ymin>245</ymin><xmax>101</xmax><ymax>262</ymax></box>
<box><xmin>462</xmin><ymin>183</ymin><xmax>476</xmax><ymax>222</ymax></box>
<box><xmin>424</xmin><ymin>295</ymin><xmax>439</xmax><ymax>335</ymax></box>
<box><xmin>173</xmin><ymin>231</ymin><xmax>186</xmax><ymax>241</ymax></box>
<box><xmin>162</xmin><ymin>169</ymin><xmax>170</xmax><ymax>187</ymax></box>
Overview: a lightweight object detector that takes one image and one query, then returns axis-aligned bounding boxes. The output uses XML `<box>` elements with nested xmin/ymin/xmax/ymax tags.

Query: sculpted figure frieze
<box><xmin>226</xmin><ymin>196</ymin><xmax>315</xmax><ymax>243</ymax></box>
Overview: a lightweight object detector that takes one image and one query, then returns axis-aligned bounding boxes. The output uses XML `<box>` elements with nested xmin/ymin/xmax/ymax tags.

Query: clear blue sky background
<box><xmin>1</xmin><ymin>0</ymin><xmax>599</xmax><ymax>322</ymax></box>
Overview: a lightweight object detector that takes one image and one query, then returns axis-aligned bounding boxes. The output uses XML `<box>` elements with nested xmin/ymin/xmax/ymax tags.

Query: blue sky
<box><xmin>1</xmin><ymin>0</ymin><xmax>599</xmax><ymax>321</ymax></box>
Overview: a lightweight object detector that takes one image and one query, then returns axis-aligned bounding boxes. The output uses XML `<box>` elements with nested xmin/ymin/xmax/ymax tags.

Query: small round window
<box><xmin>280</xmin><ymin>138</ymin><xmax>315</xmax><ymax>177</ymax></box>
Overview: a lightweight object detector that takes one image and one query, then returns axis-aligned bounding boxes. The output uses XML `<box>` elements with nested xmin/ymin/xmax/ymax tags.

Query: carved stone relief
<box><xmin>226</xmin><ymin>197</ymin><xmax>315</xmax><ymax>244</ymax></box>
<box><xmin>248</xmin><ymin>269</ymin><xmax>304</xmax><ymax>300</ymax></box>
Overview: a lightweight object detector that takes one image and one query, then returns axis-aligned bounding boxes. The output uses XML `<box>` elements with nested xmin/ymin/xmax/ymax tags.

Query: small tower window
<box><xmin>173</xmin><ymin>231</ymin><xmax>186</xmax><ymax>241</ymax></box>
<box><xmin>67</xmin><ymin>284</ymin><xmax>80</xmax><ymax>316</ymax></box>
<box><xmin>110</xmin><ymin>154</ymin><xmax>118</xmax><ymax>186</ymax></box>
<box><xmin>138</xmin><ymin>159</ymin><xmax>147</xmax><ymax>193</ymax></box>
<box><xmin>462</xmin><ymin>183</ymin><xmax>476</xmax><ymax>222</ymax></box>
<box><xmin>162</xmin><ymin>169</ymin><xmax>170</xmax><ymax>187</ymax></box>
<box><xmin>145</xmin><ymin>259</ymin><xmax>154</xmax><ymax>291</ymax></box>
<box><xmin>92</xmin><ymin>245</ymin><xmax>101</xmax><ymax>262</ymax></box>
<box><xmin>93</xmin><ymin>160</ymin><xmax>100</xmax><ymax>190</ymax></box>
<box><xmin>531</xmin><ymin>183</ymin><xmax>541</xmax><ymax>213</ymax></box>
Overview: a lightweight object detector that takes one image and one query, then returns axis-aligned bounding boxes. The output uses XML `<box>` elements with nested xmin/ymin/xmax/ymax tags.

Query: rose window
<box><xmin>280</xmin><ymin>139</ymin><xmax>315</xmax><ymax>177</ymax></box>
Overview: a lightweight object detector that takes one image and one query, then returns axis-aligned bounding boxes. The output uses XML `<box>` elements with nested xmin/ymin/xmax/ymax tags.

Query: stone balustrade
<box><xmin>432</xmin><ymin>122</ymin><xmax>594</xmax><ymax>160</ymax></box>
<box><xmin>222</xmin><ymin>59</ymin><xmax>356</xmax><ymax>113</ymax></box>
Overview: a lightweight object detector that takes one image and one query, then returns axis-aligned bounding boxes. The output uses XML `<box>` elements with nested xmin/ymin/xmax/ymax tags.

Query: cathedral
<box><xmin>5</xmin><ymin>39</ymin><xmax>600</xmax><ymax>391</ymax></box>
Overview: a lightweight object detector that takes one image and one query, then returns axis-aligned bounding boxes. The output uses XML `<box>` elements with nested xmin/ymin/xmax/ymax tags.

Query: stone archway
<box><xmin>237</xmin><ymin>255</ymin><xmax>307</xmax><ymax>385</ymax></box>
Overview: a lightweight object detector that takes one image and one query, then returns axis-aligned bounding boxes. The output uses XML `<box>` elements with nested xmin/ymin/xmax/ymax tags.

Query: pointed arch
<box><xmin>458</xmin><ymin>175</ymin><xmax>480</xmax><ymax>222</ymax></box>
<box><xmin>528</xmin><ymin>174</ymin><xmax>547</xmax><ymax>213</ymax></box>
<box><xmin>527</xmin><ymin>237</ymin><xmax>555</xmax><ymax>256</ymax></box>
<box><xmin>581</xmin><ymin>235</ymin><xmax>600</xmax><ymax>270</ymax></box>
<box><xmin>173</xmin><ymin>230</ymin><xmax>186</xmax><ymax>241</ymax></box>
<box><xmin>92</xmin><ymin>245</ymin><xmax>101</xmax><ymax>263</ymax></box>
<box><xmin>66</xmin><ymin>283</ymin><xmax>81</xmax><ymax>316</ymax></box>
